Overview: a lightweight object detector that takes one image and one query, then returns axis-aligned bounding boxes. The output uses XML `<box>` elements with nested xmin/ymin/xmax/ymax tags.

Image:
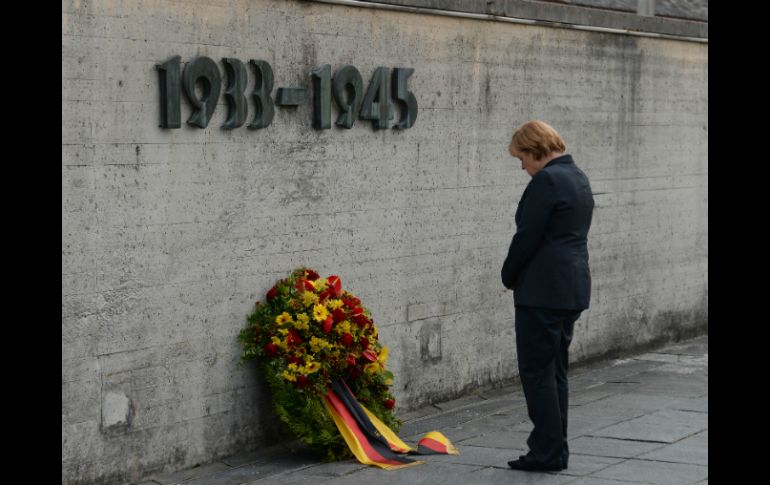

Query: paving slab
<box><xmin>466</xmin><ymin>466</ymin><xmax>575</xmax><ymax>485</ymax></box>
<box><xmin>569</xmin><ymin>436</ymin><xmax>668</xmax><ymax>459</ymax></box>
<box><xmin>636</xmin><ymin>430</ymin><xmax>708</xmax><ymax>465</ymax></box>
<box><xmin>590</xmin><ymin>409</ymin><xmax>707</xmax><ymax>444</ymax></box>
<box><xmin>592</xmin><ymin>458</ymin><xmax>708</xmax><ymax>484</ymax></box>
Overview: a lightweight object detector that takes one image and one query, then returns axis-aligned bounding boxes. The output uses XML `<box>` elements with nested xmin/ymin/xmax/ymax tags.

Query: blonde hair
<box><xmin>510</xmin><ymin>120</ymin><xmax>566</xmax><ymax>160</ymax></box>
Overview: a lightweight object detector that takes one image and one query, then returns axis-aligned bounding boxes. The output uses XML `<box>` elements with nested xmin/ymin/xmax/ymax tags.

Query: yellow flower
<box><xmin>378</xmin><ymin>346</ymin><xmax>389</xmax><ymax>366</ymax></box>
<box><xmin>271</xmin><ymin>336</ymin><xmax>286</xmax><ymax>349</ymax></box>
<box><xmin>384</xmin><ymin>377</ymin><xmax>393</xmax><ymax>385</ymax></box>
<box><xmin>275</xmin><ymin>312</ymin><xmax>293</xmax><ymax>325</ymax></box>
<box><xmin>314</xmin><ymin>278</ymin><xmax>328</xmax><ymax>292</ymax></box>
<box><xmin>287</xmin><ymin>363</ymin><xmax>300</xmax><ymax>372</ymax></box>
<box><xmin>293</xmin><ymin>313</ymin><xmax>310</xmax><ymax>331</ymax></box>
<box><xmin>278</xmin><ymin>328</ymin><xmax>289</xmax><ymax>336</ymax></box>
<box><xmin>313</xmin><ymin>304</ymin><xmax>329</xmax><ymax>322</ymax></box>
<box><xmin>309</xmin><ymin>337</ymin><xmax>320</xmax><ymax>353</ymax></box>
<box><xmin>282</xmin><ymin>370</ymin><xmax>297</xmax><ymax>382</ymax></box>
<box><xmin>327</xmin><ymin>299</ymin><xmax>344</xmax><ymax>310</ymax></box>
<box><xmin>364</xmin><ymin>346</ymin><xmax>388</xmax><ymax>375</ymax></box>
<box><xmin>335</xmin><ymin>320</ymin><xmax>352</xmax><ymax>335</ymax></box>
<box><xmin>303</xmin><ymin>360</ymin><xmax>321</xmax><ymax>374</ymax></box>
<box><xmin>301</xmin><ymin>291</ymin><xmax>319</xmax><ymax>307</ymax></box>
<box><xmin>310</xmin><ymin>336</ymin><xmax>332</xmax><ymax>353</ymax></box>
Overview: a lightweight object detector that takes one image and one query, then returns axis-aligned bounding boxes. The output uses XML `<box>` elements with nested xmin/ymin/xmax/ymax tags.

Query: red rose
<box><xmin>341</xmin><ymin>333</ymin><xmax>354</xmax><ymax>347</ymax></box>
<box><xmin>362</xmin><ymin>349</ymin><xmax>377</xmax><ymax>362</ymax></box>
<box><xmin>346</xmin><ymin>354</ymin><xmax>357</xmax><ymax>367</ymax></box>
<box><xmin>263</xmin><ymin>343</ymin><xmax>279</xmax><ymax>358</ymax></box>
<box><xmin>327</xmin><ymin>275</ymin><xmax>342</xmax><ymax>297</ymax></box>
<box><xmin>287</xmin><ymin>329</ymin><xmax>302</xmax><ymax>346</ymax></box>
<box><xmin>286</xmin><ymin>355</ymin><xmax>302</xmax><ymax>365</ymax></box>
<box><xmin>323</xmin><ymin>316</ymin><xmax>334</xmax><ymax>334</ymax></box>
<box><xmin>353</xmin><ymin>314</ymin><xmax>369</xmax><ymax>328</ymax></box>
<box><xmin>351</xmin><ymin>307</ymin><xmax>364</xmax><ymax>316</ymax></box>
<box><xmin>385</xmin><ymin>399</ymin><xmax>395</xmax><ymax>410</ymax></box>
<box><xmin>318</xmin><ymin>290</ymin><xmax>332</xmax><ymax>302</ymax></box>
<box><xmin>332</xmin><ymin>308</ymin><xmax>347</xmax><ymax>323</ymax></box>
<box><xmin>296</xmin><ymin>375</ymin><xmax>310</xmax><ymax>389</ymax></box>
<box><xmin>348</xmin><ymin>366</ymin><xmax>361</xmax><ymax>381</ymax></box>
<box><xmin>293</xmin><ymin>279</ymin><xmax>315</xmax><ymax>291</ymax></box>
<box><xmin>360</xmin><ymin>337</ymin><xmax>369</xmax><ymax>350</ymax></box>
<box><xmin>305</xmin><ymin>269</ymin><xmax>320</xmax><ymax>281</ymax></box>
<box><xmin>266</xmin><ymin>286</ymin><xmax>278</xmax><ymax>301</ymax></box>
<box><xmin>343</xmin><ymin>296</ymin><xmax>360</xmax><ymax>307</ymax></box>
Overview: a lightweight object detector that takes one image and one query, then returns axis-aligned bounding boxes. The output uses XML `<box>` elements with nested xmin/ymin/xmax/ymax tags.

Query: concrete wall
<box><xmin>367</xmin><ymin>0</ymin><xmax>708</xmax><ymax>37</ymax></box>
<box><xmin>62</xmin><ymin>0</ymin><xmax>707</xmax><ymax>483</ymax></box>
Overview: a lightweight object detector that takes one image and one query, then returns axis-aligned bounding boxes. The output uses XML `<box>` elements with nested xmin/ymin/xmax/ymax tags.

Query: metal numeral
<box><xmin>156</xmin><ymin>56</ymin><xmax>181</xmax><ymax>128</ymax></box>
<box><xmin>182</xmin><ymin>57</ymin><xmax>221</xmax><ymax>129</ymax></box>
<box><xmin>311</xmin><ymin>64</ymin><xmax>332</xmax><ymax>129</ymax></box>
<box><xmin>332</xmin><ymin>65</ymin><xmax>363</xmax><ymax>129</ymax></box>
<box><xmin>248</xmin><ymin>60</ymin><xmax>275</xmax><ymax>129</ymax></box>
<box><xmin>392</xmin><ymin>67</ymin><xmax>417</xmax><ymax>129</ymax></box>
<box><xmin>222</xmin><ymin>58</ymin><xmax>248</xmax><ymax>129</ymax></box>
<box><xmin>360</xmin><ymin>67</ymin><xmax>391</xmax><ymax>130</ymax></box>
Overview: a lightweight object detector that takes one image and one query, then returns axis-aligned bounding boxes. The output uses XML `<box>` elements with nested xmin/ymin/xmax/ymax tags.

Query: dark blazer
<box><xmin>501</xmin><ymin>154</ymin><xmax>594</xmax><ymax>310</ymax></box>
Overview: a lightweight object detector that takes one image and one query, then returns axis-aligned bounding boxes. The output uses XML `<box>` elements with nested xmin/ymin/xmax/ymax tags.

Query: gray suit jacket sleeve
<box><xmin>501</xmin><ymin>171</ymin><xmax>557</xmax><ymax>289</ymax></box>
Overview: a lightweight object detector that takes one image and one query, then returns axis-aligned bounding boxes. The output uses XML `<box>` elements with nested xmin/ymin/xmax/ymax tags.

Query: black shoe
<box><xmin>507</xmin><ymin>454</ymin><xmax>564</xmax><ymax>472</ymax></box>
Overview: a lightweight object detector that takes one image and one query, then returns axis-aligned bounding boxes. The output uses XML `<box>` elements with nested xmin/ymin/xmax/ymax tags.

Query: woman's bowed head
<box><xmin>508</xmin><ymin>120</ymin><xmax>567</xmax><ymax>177</ymax></box>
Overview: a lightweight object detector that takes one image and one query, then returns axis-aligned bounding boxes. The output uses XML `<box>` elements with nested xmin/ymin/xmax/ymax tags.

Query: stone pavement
<box><xmin>142</xmin><ymin>335</ymin><xmax>708</xmax><ymax>485</ymax></box>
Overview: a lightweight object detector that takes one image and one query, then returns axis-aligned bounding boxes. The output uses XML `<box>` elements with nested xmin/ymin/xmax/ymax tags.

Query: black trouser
<box><xmin>514</xmin><ymin>305</ymin><xmax>581</xmax><ymax>466</ymax></box>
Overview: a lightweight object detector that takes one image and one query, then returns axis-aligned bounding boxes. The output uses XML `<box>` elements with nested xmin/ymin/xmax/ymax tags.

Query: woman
<box><xmin>501</xmin><ymin>120</ymin><xmax>594</xmax><ymax>472</ymax></box>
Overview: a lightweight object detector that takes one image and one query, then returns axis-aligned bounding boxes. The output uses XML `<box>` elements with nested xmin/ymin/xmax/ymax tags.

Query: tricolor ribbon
<box><xmin>323</xmin><ymin>378</ymin><xmax>459</xmax><ymax>470</ymax></box>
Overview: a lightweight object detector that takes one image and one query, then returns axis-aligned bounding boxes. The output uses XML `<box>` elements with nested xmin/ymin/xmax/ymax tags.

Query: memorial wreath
<box><xmin>238</xmin><ymin>267</ymin><xmax>399</xmax><ymax>461</ymax></box>
<box><xmin>238</xmin><ymin>267</ymin><xmax>458</xmax><ymax>468</ymax></box>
